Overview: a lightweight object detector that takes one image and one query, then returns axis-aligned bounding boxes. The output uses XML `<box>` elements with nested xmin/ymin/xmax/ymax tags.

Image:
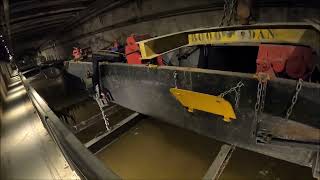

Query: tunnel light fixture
<box><xmin>0</xmin><ymin>33</ymin><xmax>14</xmax><ymax>61</ymax></box>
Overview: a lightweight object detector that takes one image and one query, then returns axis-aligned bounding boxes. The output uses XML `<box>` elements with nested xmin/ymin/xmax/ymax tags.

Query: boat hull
<box><xmin>67</xmin><ymin>62</ymin><xmax>320</xmax><ymax>167</ymax></box>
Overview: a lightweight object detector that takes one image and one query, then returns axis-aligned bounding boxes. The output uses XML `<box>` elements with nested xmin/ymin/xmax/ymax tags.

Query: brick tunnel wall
<box><xmin>39</xmin><ymin>0</ymin><xmax>320</xmax><ymax>60</ymax></box>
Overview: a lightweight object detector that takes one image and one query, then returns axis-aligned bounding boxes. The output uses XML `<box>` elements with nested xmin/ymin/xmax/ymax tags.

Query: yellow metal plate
<box><xmin>170</xmin><ymin>88</ymin><xmax>236</xmax><ymax>122</ymax></box>
<box><xmin>187</xmin><ymin>29</ymin><xmax>316</xmax><ymax>45</ymax></box>
<box><xmin>138</xmin><ymin>24</ymin><xmax>320</xmax><ymax>59</ymax></box>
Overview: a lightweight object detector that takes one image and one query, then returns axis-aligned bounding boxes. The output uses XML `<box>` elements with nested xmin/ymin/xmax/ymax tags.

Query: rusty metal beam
<box><xmin>12</xmin><ymin>34</ymin><xmax>52</xmax><ymax>44</ymax></box>
<box><xmin>12</xmin><ymin>23</ymin><xmax>65</xmax><ymax>37</ymax></box>
<box><xmin>138</xmin><ymin>23</ymin><xmax>320</xmax><ymax>59</ymax></box>
<box><xmin>10</xmin><ymin>0</ymin><xmax>88</xmax><ymax>14</ymax></box>
<box><xmin>11</xmin><ymin>13</ymin><xmax>75</xmax><ymax>30</ymax></box>
<box><xmin>11</xmin><ymin>19</ymin><xmax>67</xmax><ymax>32</ymax></box>
<box><xmin>10</xmin><ymin>0</ymin><xmax>90</xmax><ymax>9</ymax></box>
<box><xmin>62</xmin><ymin>0</ymin><xmax>129</xmax><ymax>32</ymax></box>
<box><xmin>37</xmin><ymin>0</ymin><xmax>129</xmax><ymax>50</ymax></box>
<box><xmin>10</xmin><ymin>7</ymin><xmax>86</xmax><ymax>23</ymax></box>
<box><xmin>38</xmin><ymin>1</ymin><xmax>224</xmax><ymax>50</ymax></box>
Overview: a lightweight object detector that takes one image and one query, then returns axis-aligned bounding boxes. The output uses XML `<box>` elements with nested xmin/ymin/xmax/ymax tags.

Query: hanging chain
<box><xmin>254</xmin><ymin>79</ymin><xmax>263</xmax><ymax>123</ymax></box>
<box><xmin>285</xmin><ymin>78</ymin><xmax>303</xmax><ymax>119</ymax></box>
<box><xmin>219</xmin><ymin>0</ymin><xmax>237</xmax><ymax>27</ymax></box>
<box><xmin>219</xmin><ymin>81</ymin><xmax>244</xmax><ymax>110</ymax></box>
<box><xmin>226</xmin><ymin>0</ymin><xmax>237</xmax><ymax>26</ymax></box>
<box><xmin>94</xmin><ymin>85</ymin><xmax>111</xmax><ymax>131</ymax></box>
<box><xmin>259</xmin><ymin>80</ymin><xmax>267</xmax><ymax>114</ymax></box>
<box><xmin>173</xmin><ymin>71</ymin><xmax>178</xmax><ymax>88</ymax></box>
<box><xmin>101</xmin><ymin>107</ymin><xmax>110</xmax><ymax>131</ymax></box>
<box><xmin>219</xmin><ymin>0</ymin><xmax>228</xmax><ymax>27</ymax></box>
<box><xmin>234</xmin><ymin>83</ymin><xmax>242</xmax><ymax>109</ymax></box>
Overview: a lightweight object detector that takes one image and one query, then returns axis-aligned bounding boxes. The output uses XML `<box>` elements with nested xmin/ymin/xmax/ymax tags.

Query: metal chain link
<box><xmin>219</xmin><ymin>0</ymin><xmax>229</xmax><ymax>27</ymax></box>
<box><xmin>254</xmin><ymin>80</ymin><xmax>263</xmax><ymax>123</ymax></box>
<box><xmin>101</xmin><ymin>108</ymin><xmax>110</xmax><ymax>131</ymax></box>
<box><xmin>219</xmin><ymin>0</ymin><xmax>237</xmax><ymax>27</ymax></box>
<box><xmin>235</xmin><ymin>88</ymin><xmax>240</xmax><ymax>109</ymax></box>
<box><xmin>219</xmin><ymin>81</ymin><xmax>244</xmax><ymax>110</ymax></box>
<box><xmin>259</xmin><ymin>81</ymin><xmax>267</xmax><ymax>114</ymax></box>
<box><xmin>219</xmin><ymin>81</ymin><xmax>244</xmax><ymax>97</ymax></box>
<box><xmin>173</xmin><ymin>71</ymin><xmax>178</xmax><ymax>88</ymax></box>
<box><xmin>226</xmin><ymin>0</ymin><xmax>237</xmax><ymax>26</ymax></box>
<box><xmin>94</xmin><ymin>85</ymin><xmax>111</xmax><ymax>131</ymax></box>
<box><xmin>286</xmin><ymin>78</ymin><xmax>303</xmax><ymax>119</ymax></box>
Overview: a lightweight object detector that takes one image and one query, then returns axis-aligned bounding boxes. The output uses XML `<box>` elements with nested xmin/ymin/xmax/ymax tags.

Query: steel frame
<box><xmin>137</xmin><ymin>23</ymin><xmax>320</xmax><ymax>59</ymax></box>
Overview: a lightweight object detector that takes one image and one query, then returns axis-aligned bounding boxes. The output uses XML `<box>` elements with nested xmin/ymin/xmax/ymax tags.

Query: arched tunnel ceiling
<box><xmin>1</xmin><ymin>0</ymin><xmax>319</xmax><ymax>57</ymax></box>
<box><xmin>2</xmin><ymin>0</ymin><xmax>127</xmax><ymax>55</ymax></box>
<box><xmin>9</xmin><ymin>0</ymin><xmax>94</xmax><ymax>43</ymax></box>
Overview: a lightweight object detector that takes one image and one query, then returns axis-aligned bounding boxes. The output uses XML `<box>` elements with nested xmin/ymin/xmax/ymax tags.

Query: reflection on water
<box><xmin>97</xmin><ymin>118</ymin><xmax>222</xmax><ymax>180</ymax></box>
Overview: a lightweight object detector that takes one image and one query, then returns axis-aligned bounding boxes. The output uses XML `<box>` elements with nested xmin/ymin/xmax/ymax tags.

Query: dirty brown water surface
<box><xmin>96</xmin><ymin>118</ymin><xmax>314</xmax><ymax>180</ymax></box>
<box><xmin>29</xmin><ymin>72</ymin><xmax>314</xmax><ymax>180</ymax></box>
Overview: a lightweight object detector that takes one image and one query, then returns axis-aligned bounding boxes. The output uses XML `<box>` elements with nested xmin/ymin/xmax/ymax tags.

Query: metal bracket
<box><xmin>256</xmin><ymin>129</ymin><xmax>273</xmax><ymax>144</ymax></box>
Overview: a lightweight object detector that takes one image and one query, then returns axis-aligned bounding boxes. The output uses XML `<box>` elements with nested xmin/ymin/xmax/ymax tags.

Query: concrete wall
<box><xmin>40</xmin><ymin>0</ymin><xmax>320</xmax><ymax>60</ymax></box>
<box><xmin>0</xmin><ymin>63</ymin><xmax>9</xmax><ymax>104</ymax></box>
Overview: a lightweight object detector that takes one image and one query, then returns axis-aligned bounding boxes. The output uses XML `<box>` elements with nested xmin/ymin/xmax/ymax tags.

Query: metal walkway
<box><xmin>1</xmin><ymin>77</ymin><xmax>78</xmax><ymax>179</ymax></box>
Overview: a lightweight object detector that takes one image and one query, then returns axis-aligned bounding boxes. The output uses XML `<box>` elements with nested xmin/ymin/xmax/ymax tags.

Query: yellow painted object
<box><xmin>147</xmin><ymin>64</ymin><xmax>158</xmax><ymax>68</ymax></box>
<box><xmin>187</xmin><ymin>29</ymin><xmax>315</xmax><ymax>46</ymax></box>
<box><xmin>170</xmin><ymin>88</ymin><xmax>236</xmax><ymax>122</ymax></box>
<box><xmin>138</xmin><ymin>25</ymin><xmax>320</xmax><ymax>59</ymax></box>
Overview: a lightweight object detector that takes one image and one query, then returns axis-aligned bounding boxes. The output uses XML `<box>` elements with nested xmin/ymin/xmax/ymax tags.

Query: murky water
<box><xmin>97</xmin><ymin>118</ymin><xmax>314</xmax><ymax>180</ymax></box>
<box><xmin>97</xmin><ymin>118</ymin><xmax>223</xmax><ymax>180</ymax></box>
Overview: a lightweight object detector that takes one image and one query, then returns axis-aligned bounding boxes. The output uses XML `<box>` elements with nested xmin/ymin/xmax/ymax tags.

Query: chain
<box><xmin>253</xmin><ymin>79</ymin><xmax>264</xmax><ymax>136</ymax></box>
<box><xmin>259</xmin><ymin>81</ymin><xmax>267</xmax><ymax>114</ymax></box>
<box><xmin>219</xmin><ymin>81</ymin><xmax>244</xmax><ymax>110</ymax></box>
<box><xmin>219</xmin><ymin>0</ymin><xmax>228</xmax><ymax>26</ymax></box>
<box><xmin>286</xmin><ymin>78</ymin><xmax>303</xmax><ymax>119</ymax></box>
<box><xmin>219</xmin><ymin>81</ymin><xmax>244</xmax><ymax>97</ymax></box>
<box><xmin>226</xmin><ymin>0</ymin><xmax>237</xmax><ymax>26</ymax></box>
<box><xmin>94</xmin><ymin>85</ymin><xmax>111</xmax><ymax>131</ymax></box>
<box><xmin>254</xmin><ymin>80</ymin><xmax>263</xmax><ymax>123</ymax></box>
<box><xmin>253</xmin><ymin>74</ymin><xmax>269</xmax><ymax>137</ymax></box>
<box><xmin>101</xmin><ymin>108</ymin><xmax>110</xmax><ymax>131</ymax></box>
<box><xmin>173</xmin><ymin>71</ymin><xmax>178</xmax><ymax>88</ymax></box>
<box><xmin>234</xmin><ymin>84</ymin><xmax>242</xmax><ymax>109</ymax></box>
<box><xmin>219</xmin><ymin>0</ymin><xmax>237</xmax><ymax>27</ymax></box>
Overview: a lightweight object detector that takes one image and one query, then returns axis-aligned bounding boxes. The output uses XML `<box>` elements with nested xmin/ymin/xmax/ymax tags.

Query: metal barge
<box><xmin>20</xmin><ymin>23</ymin><xmax>320</xmax><ymax>179</ymax></box>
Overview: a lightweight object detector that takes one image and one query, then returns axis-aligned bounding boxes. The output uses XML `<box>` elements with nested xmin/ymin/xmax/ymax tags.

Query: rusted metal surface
<box><xmin>258</xmin><ymin>114</ymin><xmax>320</xmax><ymax>150</ymax></box>
<box><xmin>237</xmin><ymin>0</ymin><xmax>252</xmax><ymax>25</ymax></box>
<box><xmin>66</xmin><ymin>62</ymin><xmax>320</xmax><ymax>168</ymax></box>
